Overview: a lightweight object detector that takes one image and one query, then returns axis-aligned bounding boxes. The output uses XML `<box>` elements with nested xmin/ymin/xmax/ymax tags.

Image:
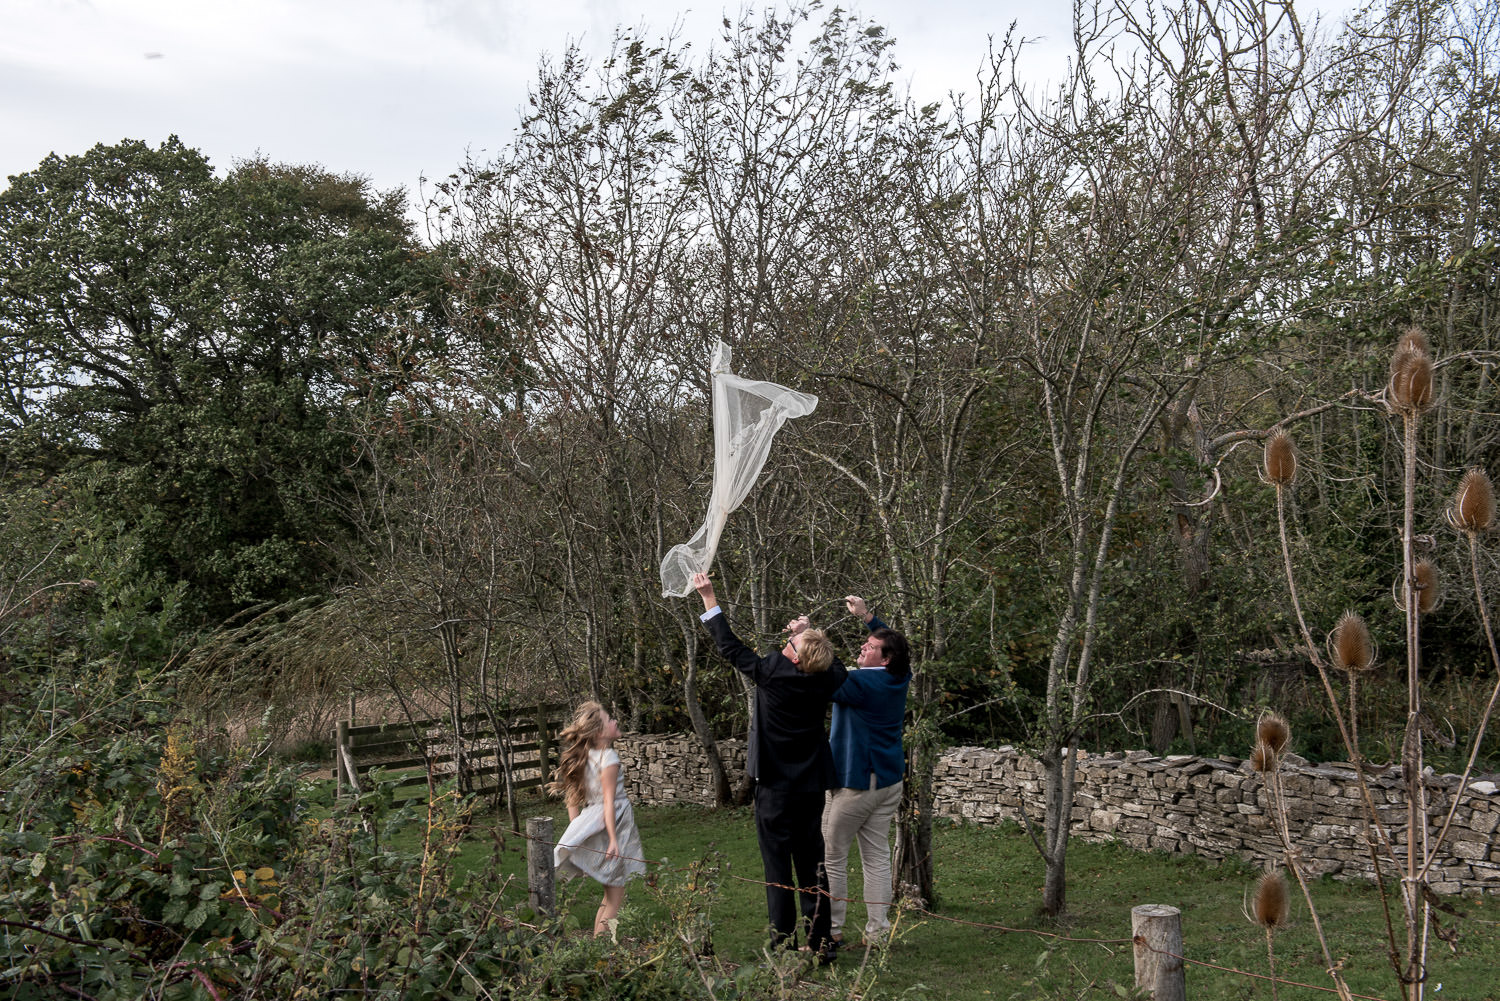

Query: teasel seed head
<box><xmin>1387</xmin><ymin>332</ymin><xmax>1434</xmax><ymax>416</ymax></box>
<box><xmin>1253</xmin><ymin>871</ymin><xmax>1291</xmax><ymax>931</ymax></box>
<box><xmin>1412</xmin><ymin>560</ymin><xmax>1440</xmax><ymax>615</ymax></box>
<box><xmin>1329</xmin><ymin>611</ymin><xmax>1375</xmax><ymax>675</ymax></box>
<box><xmin>1396</xmin><ymin>325</ymin><xmax>1430</xmax><ymax>357</ymax></box>
<box><xmin>1263</xmin><ymin>430</ymin><xmax>1296</xmax><ymax>487</ymax></box>
<box><xmin>1250</xmin><ymin>741</ymin><xmax>1278</xmax><ymax>774</ymax></box>
<box><xmin>1449</xmin><ymin>468</ymin><xmax>1495</xmax><ymax>534</ymax></box>
<box><xmin>1257</xmin><ymin>712</ymin><xmax>1292</xmax><ymax>757</ymax></box>
<box><xmin>1392</xmin><ymin>560</ymin><xmax>1441</xmax><ymax>615</ymax></box>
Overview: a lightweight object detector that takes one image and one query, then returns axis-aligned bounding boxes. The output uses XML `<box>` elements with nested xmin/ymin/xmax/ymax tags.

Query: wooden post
<box><xmin>339</xmin><ymin>744</ymin><xmax>362</xmax><ymax>795</ymax></box>
<box><xmin>335</xmin><ymin>720</ymin><xmax>349</xmax><ymax>799</ymax></box>
<box><xmin>535</xmin><ymin>706</ymin><xmax>552</xmax><ymax>789</ymax></box>
<box><xmin>527</xmin><ymin>816</ymin><xmax>555</xmax><ymax>916</ymax></box>
<box><xmin>1132</xmin><ymin>904</ymin><xmax>1185</xmax><ymax>1001</ymax></box>
<box><xmin>349</xmin><ymin>694</ymin><xmax>357</xmax><ymax>727</ymax></box>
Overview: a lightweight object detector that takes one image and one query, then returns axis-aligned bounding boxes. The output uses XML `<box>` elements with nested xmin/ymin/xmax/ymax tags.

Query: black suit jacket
<box><xmin>704</xmin><ymin>611</ymin><xmax>847</xmax><ymax>792</ymax></box>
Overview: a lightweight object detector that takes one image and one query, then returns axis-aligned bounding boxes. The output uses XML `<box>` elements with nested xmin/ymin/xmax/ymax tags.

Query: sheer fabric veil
<box><xmin>659</xmin><ymin>340</ymin><xmax>818</xmax><ymax>597</ymax></box>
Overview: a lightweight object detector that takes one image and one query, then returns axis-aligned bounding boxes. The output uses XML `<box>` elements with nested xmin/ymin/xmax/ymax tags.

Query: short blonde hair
<box><xmin>795</xmin><ymin>629</ymin><xmax>833</xmax><ymax>674</ymax></box>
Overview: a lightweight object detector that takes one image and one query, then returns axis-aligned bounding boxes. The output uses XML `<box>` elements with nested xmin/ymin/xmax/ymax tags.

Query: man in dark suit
<box><xmin>692</xmin><ymin>571</ymin><xmax>846</xmax><ymax>961</ymax></box>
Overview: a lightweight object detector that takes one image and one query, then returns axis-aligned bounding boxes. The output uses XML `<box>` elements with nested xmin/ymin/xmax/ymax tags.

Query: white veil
<box><xmin>660</xmin><ymin>341</ymin><xmax>819</xmax><ymax>597</ymax></box>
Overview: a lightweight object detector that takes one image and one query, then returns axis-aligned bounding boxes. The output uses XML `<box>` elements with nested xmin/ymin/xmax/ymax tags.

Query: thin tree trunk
<box><xmin>668</xmin><ymin>618</ymin><xmax>732</xmax><ymax>805</ymax></box>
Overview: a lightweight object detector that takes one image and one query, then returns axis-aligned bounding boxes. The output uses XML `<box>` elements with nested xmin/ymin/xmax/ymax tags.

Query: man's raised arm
<box><xmin>692</xmin><ymin>572</ymin><xmax>766</xmax><ymax>679</ymax></box>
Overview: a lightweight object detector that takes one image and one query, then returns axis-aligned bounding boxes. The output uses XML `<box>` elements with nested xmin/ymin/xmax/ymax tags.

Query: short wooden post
<box><xmin>335</xmin><ymin>720</ymin><xmax>349</xmax><ymax>799</ymax></box>
<box><xmin>527</xmin><ymin>816</ymin><xmax>556</xmax><ymax>916</ymax></box>
<box><xmin>535</xmin><ymin>706</ymin><xmax>552</xmax><ymax>789</ymax></box>
<box><xmin>339</xmin><ymin>744</ymin><xmax>362</xmax><ymax>795</ymax></box>
<box><xmin>1132</xmin><ymin>904</ymin><xmax>1185</xmax><ymax>1001</ymax></box>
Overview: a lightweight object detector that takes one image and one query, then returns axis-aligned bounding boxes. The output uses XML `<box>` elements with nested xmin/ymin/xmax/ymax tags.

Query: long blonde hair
<box><xmin>549</xmin><ymin>700</ymin><xmax>606</xmax><ymax>811</ymax></box>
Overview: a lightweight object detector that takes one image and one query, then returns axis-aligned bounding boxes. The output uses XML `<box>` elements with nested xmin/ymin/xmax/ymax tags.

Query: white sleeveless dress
<box><xmin>553</xmin><ymin>748</ymin><xmax>646</xmax><ymax>886</ymax></box>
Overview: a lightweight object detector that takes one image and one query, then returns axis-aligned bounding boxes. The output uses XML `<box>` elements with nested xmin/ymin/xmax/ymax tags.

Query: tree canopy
<box><xmin>0</xmin><ymin>137</ymin><xmax>447</xmax><ymax>618</ymax></box>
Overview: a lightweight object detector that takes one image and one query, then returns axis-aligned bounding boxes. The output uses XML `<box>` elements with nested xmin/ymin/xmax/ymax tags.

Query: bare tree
<box><xmin>977</xmin><ymin>0</ymin><xmax>1436</xmax><ymax>915</ymax></box>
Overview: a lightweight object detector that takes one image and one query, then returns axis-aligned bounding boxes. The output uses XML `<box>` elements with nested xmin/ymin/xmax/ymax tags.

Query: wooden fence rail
<box><xmin>332</xmin><ymin>701</ymin><xmax>567</xmax><ymax>800</ymax></box>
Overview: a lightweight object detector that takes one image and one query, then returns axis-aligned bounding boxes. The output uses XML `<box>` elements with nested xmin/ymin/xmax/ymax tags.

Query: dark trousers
<box><xmin>753</xmin><ymin>785</ymin><xmax>832</xmax><ymax>950</ymax></box>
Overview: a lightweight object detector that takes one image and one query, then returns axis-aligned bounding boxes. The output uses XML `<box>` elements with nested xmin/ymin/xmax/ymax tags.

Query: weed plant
<box><xmin>1252</xmin><ymin>330</ymin><xmax>1500</xmax><ymax>1001</ymax></box>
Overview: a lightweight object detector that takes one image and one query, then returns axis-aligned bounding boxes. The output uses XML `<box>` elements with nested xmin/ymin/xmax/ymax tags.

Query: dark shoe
<box><xmin>815</xmin><ymin>938</ymin><xmax>839</xmax><ymax>967</ymax></box>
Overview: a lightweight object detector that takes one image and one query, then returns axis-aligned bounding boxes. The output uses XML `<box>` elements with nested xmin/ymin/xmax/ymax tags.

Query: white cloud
<box><xmin>1</xmin><ymin>0</ymin><xmax>1366</xmax><ymax>197</ymax></box>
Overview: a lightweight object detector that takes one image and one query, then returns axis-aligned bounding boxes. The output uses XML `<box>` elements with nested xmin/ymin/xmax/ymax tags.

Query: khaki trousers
<box><xmin>822</xmin><ymin>778</ymin><xmax>902</xmax><ymax>941</ymax></box>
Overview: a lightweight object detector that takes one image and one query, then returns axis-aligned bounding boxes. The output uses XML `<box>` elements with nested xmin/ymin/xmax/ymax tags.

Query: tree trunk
<box><xmin>1150</xmin><ymin>693</ymin><xmax>1179</xmax><ymax>756</ymax></box>
<box><xmin>668</xmin><ymin>619</ymin><xmax>732</xmax><ymax>805</ymax></box>
<box><xmin>1039</xmin><ymin>740</ymin><xmax>1078</xmax><ymax>917</ymax></box>
<box><xmin>439</xmin><ymin>618</ymin><xmax>470</xmax><ymax>795</ymax></box>
<box><xmin>895</xmin><ymin>709</ymin><xmax>938</xmax><ymax>908</ymax></box>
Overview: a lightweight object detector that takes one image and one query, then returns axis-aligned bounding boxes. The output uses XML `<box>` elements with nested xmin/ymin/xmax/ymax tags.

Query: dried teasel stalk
<box><xmin>1263</xmin><ymin>431</ymin><xmax>1296</xmax><ymax>487</ymax></box>
<box><xmin>1329</xmin><ymin>611</ymin><xmax>1375</xmax><ymax>674</ymax></box>
<box><xmin>1449</xmin><ymin>468</ymin><xmax>1495</xmax><ymax>534</ymax></box>
<box><xmin>1252</xmin><ymin>871</ymin><xmax>1291</xmax><ymax>931</ymax></box>
<box><xmin>1257</xmin><ymin>712</ymin><xmax>1291</xmax><ymax>757</ymax></box>
<box><xmin>1387</xmin><ymin>330</ymin><xmax>1434</xmax><ymax>416</ymax></box>
<box><xmin>1417</xmin><ymin>560</ymin><xmax>1440</xmax><ymax>613</ymax></box>
<box><xmin>1251</xmin><ymin>870</ymin><xmax>1292</xmax><ymax>1001</ymax></box>
<box><xmin>1250</xmin><ymin>741</ymin><xmax>1278</xmax><ymax>773</ymax></box>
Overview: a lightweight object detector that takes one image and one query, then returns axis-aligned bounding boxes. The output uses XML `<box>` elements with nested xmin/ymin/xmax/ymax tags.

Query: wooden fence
<box><xmin>332</xmin><ymin>702</ymin><xmax>567</xmax><ymax>800</ymax></box>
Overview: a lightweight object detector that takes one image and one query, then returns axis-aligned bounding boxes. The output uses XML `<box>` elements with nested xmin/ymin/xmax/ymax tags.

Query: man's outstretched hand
<box><xmin>692</xmin><ymin>572</ymin><xmax>717</xmax><ymax>613</ymax></box>
<box><xmin>784</xmin><ymin>614</ymin><xmax>811</xmax><ymax>636</ymax></box>
<box><xmin>845</xmin><ymin>595</ymin><xmax>873</xmax><ymax>624</ymax></box>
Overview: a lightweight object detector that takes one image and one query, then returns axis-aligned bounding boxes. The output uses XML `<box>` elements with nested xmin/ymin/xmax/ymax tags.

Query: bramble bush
<box><xmin>0</xmin><ymin>667</ymin><xmax>844</xmax><ymax>1000</ymax></box>
<box><xmin>0</xmin><ymin>666</ymin><xmax>559</xmax><ymax>999</ymax></box>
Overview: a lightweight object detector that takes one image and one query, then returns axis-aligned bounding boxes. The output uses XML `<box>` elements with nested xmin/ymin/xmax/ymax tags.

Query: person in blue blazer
<box><xmin>823</xmin><ymin>595</ymin><xmax>911</xmax><ymax>948</ymax></box>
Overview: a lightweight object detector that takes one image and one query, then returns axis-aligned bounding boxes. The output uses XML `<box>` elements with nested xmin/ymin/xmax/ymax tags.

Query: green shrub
<box><xmin>1</xmin><ymin>670</ymin><xmax>843</xmax><ymax>1000</ymax></box>
<box><xmin>0</xmin><ymin>671</ymin><xmax>550</xmax><ymax>999</ymax></box>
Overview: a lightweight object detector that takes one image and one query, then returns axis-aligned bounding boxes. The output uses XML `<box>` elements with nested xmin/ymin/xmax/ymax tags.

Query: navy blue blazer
<box><xmin>829</xmin><ymin>615</ymin><xmax>909</xmax><ymax>789</ymax></box>
<box><xmin>703</xmin><ymin>610</ymin><xmax>847</xmax><ymax>792</ymax></box>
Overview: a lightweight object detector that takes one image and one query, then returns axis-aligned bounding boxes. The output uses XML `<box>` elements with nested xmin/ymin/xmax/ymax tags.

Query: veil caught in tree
<box><xmin>660</xmin><ymin>341</ymin><xmax>818</xmax><ymax>597</ymax></box>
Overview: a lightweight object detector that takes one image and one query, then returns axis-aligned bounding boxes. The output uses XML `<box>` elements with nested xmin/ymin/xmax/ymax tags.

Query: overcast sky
<box><xmin>4</xmin><ymin>0</ymin><xmax>1361</xmax><ymax>208</ymax></box>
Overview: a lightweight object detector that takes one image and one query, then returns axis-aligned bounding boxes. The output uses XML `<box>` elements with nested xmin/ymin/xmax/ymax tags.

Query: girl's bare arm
<box><xmin>600</xmin><ymin>763</ymin><xmax>621</xmax><ymax>856</ymax></box>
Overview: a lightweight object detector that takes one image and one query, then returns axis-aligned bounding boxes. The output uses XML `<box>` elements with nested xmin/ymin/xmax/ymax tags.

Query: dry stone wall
<box><xmin>618</xmin><ymin>734</ymin><xmax>747</xmax><ymax>807</ymax></box>
<box><xmin>935</xmin><ymin>746</ymin><xmax>1500</xmax><ymax>895</ymax></box>
<box><xmin>617</xmin><ymin>734</ymin><xmax>1500</xmax><ymax>894</ymax></box>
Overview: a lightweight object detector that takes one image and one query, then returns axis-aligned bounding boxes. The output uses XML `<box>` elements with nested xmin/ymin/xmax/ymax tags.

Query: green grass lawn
<box><xmin>433</xmin><ymin>793</ymin><xmax>1500</xmax><ymax>1000</ymax></box>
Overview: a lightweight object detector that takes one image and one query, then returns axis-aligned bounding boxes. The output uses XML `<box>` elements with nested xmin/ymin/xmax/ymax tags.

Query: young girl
<box><xmin>550</xmin><ymin>701</ymin><xmax>646</xmax><ymax>936</ymax></box>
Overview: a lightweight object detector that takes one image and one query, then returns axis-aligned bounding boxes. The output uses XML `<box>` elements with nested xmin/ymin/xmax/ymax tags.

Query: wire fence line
<box><xmin>488</xmin><ymin>821</ymin><xmax>1397</xmax><ymax>1001</ymax></box>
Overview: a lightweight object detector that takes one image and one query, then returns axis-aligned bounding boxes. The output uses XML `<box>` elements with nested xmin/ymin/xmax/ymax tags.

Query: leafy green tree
<box><xmin>0</xmin><ymin>138</ymin><xmax>446</xmax><ymax>620</ymax></box>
